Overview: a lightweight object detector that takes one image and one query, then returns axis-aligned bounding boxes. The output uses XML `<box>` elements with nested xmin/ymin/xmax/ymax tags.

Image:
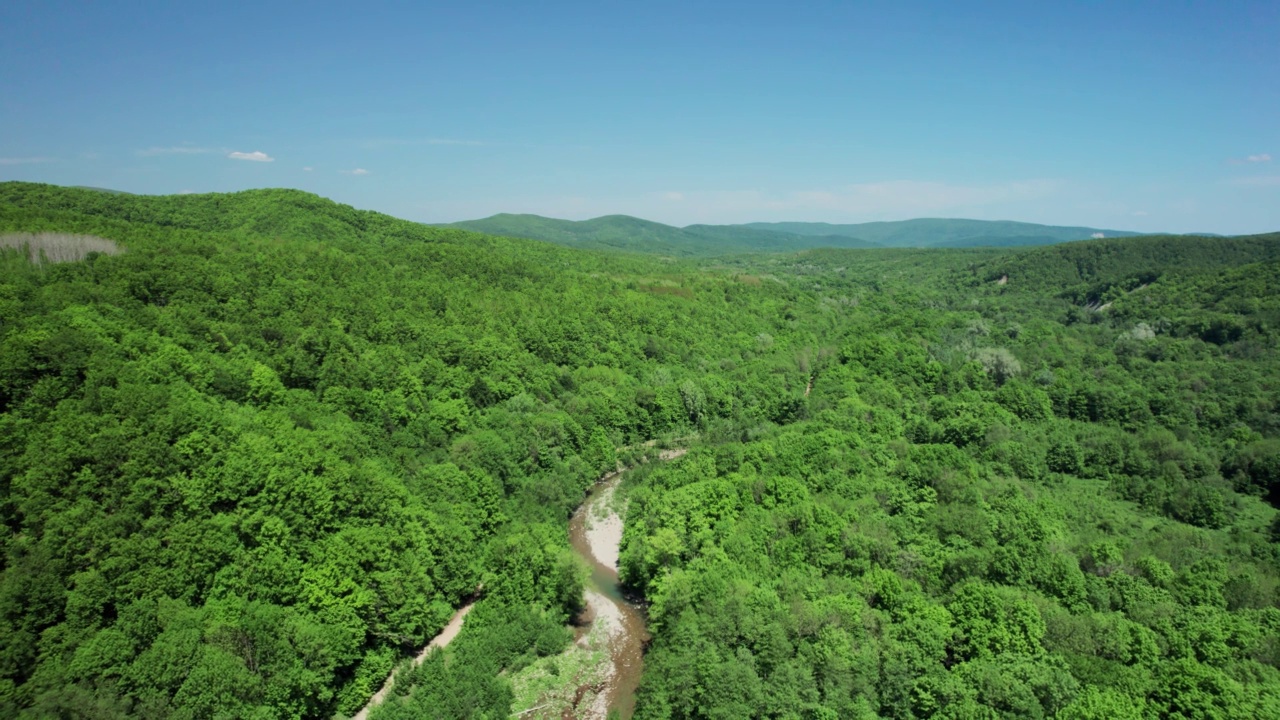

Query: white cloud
<box><xmin>138</xmin><ymin>145</ymin><xmax>215</xmax><ymax>157</ymax></box>
<box><xmin>663</xmin><ymin>191</ymin><xmax>684</xmax><ymax>201</ymax></box>
<box><xmin>228</xmin><ymin>150</ymin><xmax>274</xmax><ymax>162</ymax></box>
<box><xmin>1229</xmin><ymin>153</ymin><xmax>1273</xmax><ymax>165</ymax></box>
<box><xmin>302</xmin><ymin>166</ymin><xmax>313</xmax><ymax>172</ymax></box>
<box><xmin>0</xmin><ymin>156</ymin><xmax>55</xmax><ymax>165</ymax></box>
<box><xmin>342</xmin><ymin>168</ymin><xmax>370</xmax><ymax>176</ymax></box>
<box><xmin>1229</xmin><ymin>175</ymin><xmax>1280</xmax><ymax>187</ymax></box>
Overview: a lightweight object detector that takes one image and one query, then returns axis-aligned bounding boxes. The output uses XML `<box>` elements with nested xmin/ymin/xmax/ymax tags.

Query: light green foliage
<box><xmin>2</xmin><ymin>183</ymin><xmax>1279</xmax><ymax>719</ymax></box>
<box><xmin>621</xmin><ymin>237</ymin><xmax>1280</xmax><ymax>717</ymax></box>
<box><xmin>972</xmin><ymin>346</ymin><xmax>1023</xmax><ymax>385</ymax></box>
<box><xmin>948</xmin><ymin>582</ymin><xmax>1046</xmax><ymax>660</ymax></box>
<box><xmin>0</xmin><ymin>183</ymin><xmax>797</xmax><ymax>717</ymax></box>
<box><xmin>1055</xmin><ymin>685</ymin><xmax>1145</xmax><ymax>719</ymax></box>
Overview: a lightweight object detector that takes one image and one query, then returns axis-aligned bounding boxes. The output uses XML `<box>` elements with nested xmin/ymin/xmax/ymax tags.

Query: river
<box><xmin>566</xmin><ymin>468</ymin><xmax>651</xmax><ymax>719</ymax></box>
<box><xmin>356</xmin><ymin>451</ymin><xmax>683</xmax><ymax>720</ymax></box>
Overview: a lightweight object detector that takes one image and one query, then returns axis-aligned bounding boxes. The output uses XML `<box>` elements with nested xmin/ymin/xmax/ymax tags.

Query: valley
<box><xmin>0</xmin><ymin>183</ymin><xmax>1277</xmax><ymax>719</ymax></box>
<box><xmin>442</xmin><ymin>214</ymin><xmax>1143</xmax><ymax>257</ymax></box>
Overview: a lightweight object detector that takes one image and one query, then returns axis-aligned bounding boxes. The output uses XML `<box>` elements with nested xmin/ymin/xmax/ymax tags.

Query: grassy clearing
<box><xmin>508</xmin><ymin>613</ymin><xmax>612</xmax><ymax>719</ymax></box>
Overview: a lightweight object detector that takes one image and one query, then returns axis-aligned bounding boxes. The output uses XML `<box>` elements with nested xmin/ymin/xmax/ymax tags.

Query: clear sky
<box><xmin>1</xmin><ymin>1</ymin><xmax>1276</xmax><ymax>233</ymax></box>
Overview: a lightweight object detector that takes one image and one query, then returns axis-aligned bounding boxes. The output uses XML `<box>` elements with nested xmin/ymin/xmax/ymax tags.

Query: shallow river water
<box><xmin>566</xmin><ymin>470</ymin><xmax>650</xmax><ymax>719</ymax></box>
<box><xmin>357</xmin><ymin>453</ymin><xmax>684</xmax><ymax>720</ymax></box>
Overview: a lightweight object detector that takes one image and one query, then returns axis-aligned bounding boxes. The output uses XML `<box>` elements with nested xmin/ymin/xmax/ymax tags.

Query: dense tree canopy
<box><xmin>1</xmin><ymin>182</ymin><xmax>1277</xmax><ymax>718</ymax></box>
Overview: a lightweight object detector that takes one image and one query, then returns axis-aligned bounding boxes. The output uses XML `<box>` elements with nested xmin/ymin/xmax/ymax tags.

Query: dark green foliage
<box><xmin>1224</xmin><ymin>439</ymin><xmax>1280</xmax><ymax>502</ymax></box>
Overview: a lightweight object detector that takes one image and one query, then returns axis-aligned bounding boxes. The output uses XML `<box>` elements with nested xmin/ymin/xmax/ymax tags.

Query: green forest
<box><xmin>1</xmin><ymin>182</ymin><xmax>1278</xmax><ymax>719</ymax></box>
<box><xmin>442</xmin><ymin>214</ymin><xmax>1139</xmax><ymax>256</ymax></box>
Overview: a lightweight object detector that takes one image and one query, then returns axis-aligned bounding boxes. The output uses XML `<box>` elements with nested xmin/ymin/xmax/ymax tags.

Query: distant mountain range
<box><xmin>742</xmin><ymin>218</ymin><xmax>1145</xmax><ymax>248</ymax></box>
<box><xmin>443</xmin><ymin>214</ymin><xmax>1144</xmax><ymax>255</ymax></box>
<box><xmin>441</xmin><ymin>214</ymin><xmax>877</xmax><ymax>256</ymax></box>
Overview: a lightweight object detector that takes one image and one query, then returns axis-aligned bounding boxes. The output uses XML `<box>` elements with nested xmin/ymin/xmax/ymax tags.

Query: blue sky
<box><xmin>1</xmin><ymin>0</ymin><xmax>1276</xmax><ymax>233</ymax></box>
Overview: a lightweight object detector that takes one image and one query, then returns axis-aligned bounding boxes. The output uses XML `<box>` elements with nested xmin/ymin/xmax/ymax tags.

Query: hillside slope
<box><xmin>2</xmin><ymin>183</ymin><xmax>1278</xmax><ymax>720</ymax></box>
<box><xmin>0</xmin><ymin>182</ymin><xmax>824</xmax><ymax>718</ymax></box>
<box><xmin>446</xmin><ymin>213</ymin><xmax>1147</xmax><ymax>253</ymax></box>
<box><xmin>972</xmin><ymin>232</ymin><xmax>1280</xmax><ymax>306</ymax></box>
<box><xmin>445</xmin><ymin>213</ymin><xmax>877</xmax><ymax>255</ymax></box>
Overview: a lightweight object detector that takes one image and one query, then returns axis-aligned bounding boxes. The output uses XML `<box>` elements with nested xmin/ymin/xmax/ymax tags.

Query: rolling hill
<box><xmin>3</xmin><ymin>182</ymin><xmax>1280</xmax><ymax>719</ymax></box>
<box><xmin>742</xmin><ymin>217</ymin><xmax>1144</xmax><ymax>247</ymax></box>
<box><xmin>445</xmin><ymin>214</ymin><xmax>1146</xmax><ymax>255</ymax></box>
<box><xmin>977</xmin><ymin>231</ymin><xmax>1280</xmax><ymax>287</ymax></box>
<box><xmin>442</xmin><ymin>213</ymin><xmax>878</xmax><ymax>256</ymax></box>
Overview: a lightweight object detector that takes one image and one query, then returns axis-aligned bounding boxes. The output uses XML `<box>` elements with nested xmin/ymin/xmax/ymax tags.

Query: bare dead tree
<box><xmin>0</xmin><ymin>232</ymin><xmax>122</xmax><ymax>265</ymax></box>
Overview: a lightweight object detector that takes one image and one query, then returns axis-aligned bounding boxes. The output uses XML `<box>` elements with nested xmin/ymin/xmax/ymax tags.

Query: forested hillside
<box><xmin>1</xmin><ymin>182</ymin><xmax>1278</xmax><ymax>719</ymax></box>
<box><xmin>444</xmin><ymin>214</ymin><xmax>878</xmax><ymax>256</ymax></box>
<box><xmin>445</xmin><ymin>215</ymin><xmax>1147</xmax><ymax>255</ymax></box>
<box><xmin>0</xmin><ymin>183</ymin><xmax>824</xmax><ymax>718</ymax></box>
<box><xmin>621</xmin><ymin>243</ymin><xmax>1280</xmax><ymax>718</ymax></box>
<box><xmin>973</xmin><ymin>233</ymin><xmax>1280</xmax><ymax>308</ymax></box>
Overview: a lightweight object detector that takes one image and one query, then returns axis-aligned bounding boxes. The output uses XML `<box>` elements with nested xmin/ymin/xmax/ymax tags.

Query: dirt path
<box><xmin>349</xmin><ymin>601</ymin><xmax>476</xmax><ymax>720</ymax></box>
